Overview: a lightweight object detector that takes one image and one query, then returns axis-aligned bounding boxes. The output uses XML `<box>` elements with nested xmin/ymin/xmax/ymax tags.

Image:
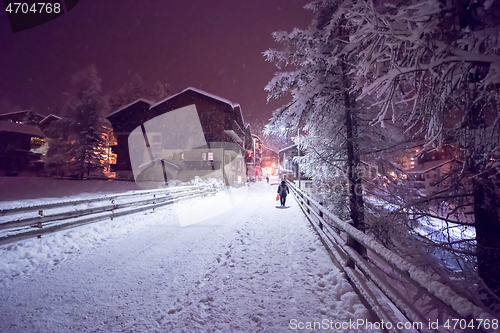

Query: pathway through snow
<box><xmin>0</xmin><ymin>180</ymin><xmax>373</xmax><ymax>332</ymax></box>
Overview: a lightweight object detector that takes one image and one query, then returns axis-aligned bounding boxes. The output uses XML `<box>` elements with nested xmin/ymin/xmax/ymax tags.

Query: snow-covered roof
<box><xmin>0</xmin><ymin>110</ymin><xmax>42</xmax><ymax>117</ymax></box>
<box><xmin>224</xmin><ymin>130</ymin><xmax>243</xmax><ymax>144</ymax></box>
<box><xmin>39</xmin><ymin>114</ymin><xmax>61</xmax><ymax>124</ymax></box>
<box><xmin>262</xmin><ymin>145</ymin><xmax>277</xmax><ymax>154</ymax></box>
<box><xmin>279</xmin><ymin>144</ymin><xmax>297</xmax><ymax>153</ymax></box>
<box><xmin>107</xmin><ymin>98</ymin><xmax>154</xmax><ymax>118</ymax></box>
<box><xmin>0</xmin><ymin>121</ymin><xmax>44</xmax><ymax>137</ymax></box>
<box><xmin>406</xmin><ymin>159</ymin><xmax>455</xmax><ymax>174</ymax></box>
<box><xmin>232</xmin><ymin>104</ymin><xmax>245</xmax><ymax>125</ymax></box>
<box><xmin>150</xmin><ymin>87</ymin><xmax>235</xmax><ymax>109</ymax></box>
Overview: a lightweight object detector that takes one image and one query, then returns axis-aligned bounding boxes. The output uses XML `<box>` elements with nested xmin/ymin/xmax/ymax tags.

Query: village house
<box><xmin>247</xmin><ymin>134</ymin><xmax>263</xmax><ymax>181</ymax></box>
<box><xmin>278</xmin><ymin>144</ymin><xmax>316</xmax><ymax>194</ymax></box>
<box><xmin>0</xmin><ymin>110</ymin><xmax>45</xmax><ymax>175</ymax></box>
<box><xmin>405</xmin><ymin>145</ymin><xmax>463</xmax><ymax>197</ymax></box>
<box><xmin>106</xmin><ymin>87</ymin><xmax>249</xmax><ymax>187</ymax></box>
<box><xmin>261</xmin><ymin>145</ymin><xmax>278</xmax><ymax>176</ymax></box>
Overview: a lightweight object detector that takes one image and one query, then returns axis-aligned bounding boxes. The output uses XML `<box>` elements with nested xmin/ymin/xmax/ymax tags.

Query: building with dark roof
<box><xmin>261</xmin><ymin>145</ymin><xmax>278</xmax><ymax>176</ymax></box>
<box><xmin>0</xmin><ymin>110</ymin><xmax>44</xmax><ymax>124</ymax></box>
<box><xmin>0</xmin><ymin>119</ymin><xmax>45</xmax><ymax>175</ymax></box>
<box><xmin>107</xmin><ymin>99</ymin><xmax>153</xmax><ymax>175</ymax></box>
<box><xmin>106</xmin><ymin>87</ymin><xmax>249</xmax><ymax>186</ymax></box>
<box><xmin>38</xmin><ymin>114</ymin><xmax>62</xmax><ymax>133</ymax></box>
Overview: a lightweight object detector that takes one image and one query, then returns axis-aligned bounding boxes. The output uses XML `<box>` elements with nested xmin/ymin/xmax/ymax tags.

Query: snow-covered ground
<box><xmin>0</xmin><ymin>177</ymin><xmax>144</xmax><ymax>202</ymax></box>
<box><xmin>0</xmin><ymin>179</ymin><xmax>372</xmax><ymax>332</ymax></box>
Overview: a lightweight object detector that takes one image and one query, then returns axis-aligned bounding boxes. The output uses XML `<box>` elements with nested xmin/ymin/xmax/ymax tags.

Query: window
<box><xmin>180</xmin><ymin>153</ymin><xmax>184</xmax><ymax>160</ymax></box>
<box><xmin>208</xmin><ymin>152</ymin><xmax>213</xmax><ymax>160</ymax></box>
<box><xmin>202</xmin><ymin>152</ymin><xmax>207</xmax><ymax>160</ymax></box>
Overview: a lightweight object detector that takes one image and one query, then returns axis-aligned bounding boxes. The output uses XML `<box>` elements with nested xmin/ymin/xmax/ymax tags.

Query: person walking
<box><xmin>277</xmin><ymin>180</ymin><xmax>289</xmax><ymax>207</ymax></box>
<box><xmin>266</xmin><ymin>176</ymin><xmax>269</xmax><ymax>183</ymax></box>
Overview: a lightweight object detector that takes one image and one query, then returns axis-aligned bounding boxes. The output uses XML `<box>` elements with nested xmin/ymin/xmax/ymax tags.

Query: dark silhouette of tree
<box><xmin>108</xmin><ymin>74</ymin><xmax>170</xmax><ymax>112</ymax></box>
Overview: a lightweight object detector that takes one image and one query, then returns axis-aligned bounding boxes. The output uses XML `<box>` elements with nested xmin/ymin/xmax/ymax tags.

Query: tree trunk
<box><xmin>473</xmin><ymin>174</ymin><xmax>500</xmax><ymax>302</ymax></box>
<box><xmin>467</xmin><ymin>78</ymin><xmax>500</xmax><ymax>301</ymax></box>
<box><xmin>340</xmin><ymin>57</ymin><xmax>367</xmax><ymax>259</ymax></box>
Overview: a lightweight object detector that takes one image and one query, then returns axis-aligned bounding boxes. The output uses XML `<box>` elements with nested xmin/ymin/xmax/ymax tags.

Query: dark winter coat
<box><xmin>277</xmin><ymin>182</ymin><xmax>289</xmax><ymax>197</ymax></box>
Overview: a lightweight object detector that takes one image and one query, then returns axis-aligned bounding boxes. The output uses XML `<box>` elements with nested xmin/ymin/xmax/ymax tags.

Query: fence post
<box><xmin>37</xmin><ymin>210</ymin><xmax>43</xmax><ymax>229</ymax></box>
<box><xmin>344</xmin><ymin>219</ymin><xmax>355</xmax><ymax>269</ymax></box>
<box><xmin>318</xmin><ymin>209</ymin><xmax>323</xmax><ymax>230</ymax></box>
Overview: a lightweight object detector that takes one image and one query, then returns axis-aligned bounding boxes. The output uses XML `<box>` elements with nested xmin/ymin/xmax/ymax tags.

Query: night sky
<box><xmin>0</xmin><ymin>0</ymin><xmax>313</xmax><ymax>128</ymax></box>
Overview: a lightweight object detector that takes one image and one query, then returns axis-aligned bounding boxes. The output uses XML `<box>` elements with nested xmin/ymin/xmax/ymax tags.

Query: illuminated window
<box><xmin>202</xmin><ymin>152</ymin><xmax>207</xmax><ymax>160</ymax></box>
<box><xmin>180</xmin><ymin>153</ymin><xmax>184</xmax><ymax>160</ymax></box>
<box><xmin>208</xmin><ymin>152</ymin><xmax>213</xmax><ymax>160</ymax></box>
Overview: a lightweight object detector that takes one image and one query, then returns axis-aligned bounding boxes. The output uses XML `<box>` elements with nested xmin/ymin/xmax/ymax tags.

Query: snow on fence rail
<box><xmin>0</xmin><ymin>184</ymin><xmax>220</xmax><ymax>246</ymax></box>
<box><xmin>287</xmin><ymin>180</ymin><xmax>498</xmax><ymax>333</ymax></box>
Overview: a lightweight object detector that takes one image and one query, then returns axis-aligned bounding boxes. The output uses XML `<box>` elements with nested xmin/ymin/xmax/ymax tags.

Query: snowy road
<box><xmin>0</xmin><ymin>180</ymin><xmax>371</xmax><ymax>332</ymax></box>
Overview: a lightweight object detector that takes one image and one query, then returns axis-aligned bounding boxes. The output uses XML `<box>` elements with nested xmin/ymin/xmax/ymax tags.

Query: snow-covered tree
<box><xmin>44</xmin><ymin>118</ymin><xmax>73</xmax><ymax>177</ymax></box>
<box><xmin>264</xmin><ymin>0</ymin><xmax>400</xmax><ymax>258</ymax></box>
<box><xmin>345</xmin><ymin>0</ymin><xmax>500</xmax><ymax>302</ymax></box>
<box><xmin>45</xmin><ymin>66</ymin><xmax>111</xmax><ymax>178</ymax></box>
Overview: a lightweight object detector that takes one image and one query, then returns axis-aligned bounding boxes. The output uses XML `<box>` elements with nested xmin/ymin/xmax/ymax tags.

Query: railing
<box><xmin>0</xmin><ymin>183</ymin><xmax>221</xmax><ymax>246</ymax></box>
<box><xmin>288</xmin><ymin>180</ymin><xmax>498</xmax><ymax>333</ymax></box>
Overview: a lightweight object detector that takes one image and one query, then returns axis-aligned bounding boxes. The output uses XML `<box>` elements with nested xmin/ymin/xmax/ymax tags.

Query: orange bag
<box><xmin>276</xmin><ymin>194</ymin><xmax>280</xmax><ymax>201</ymax></box>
